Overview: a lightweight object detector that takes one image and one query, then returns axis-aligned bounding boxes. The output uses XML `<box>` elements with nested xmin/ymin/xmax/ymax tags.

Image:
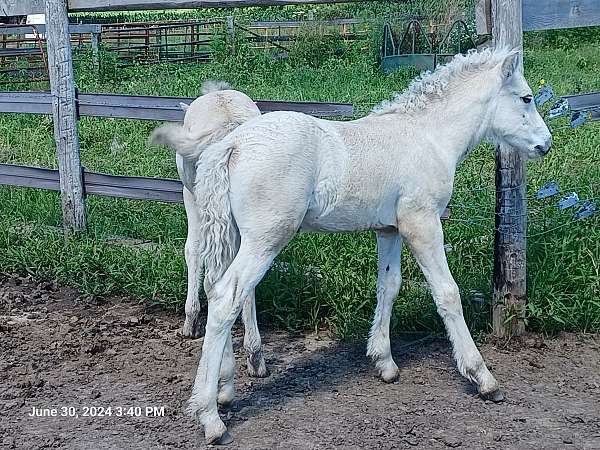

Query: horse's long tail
<box><xmin>150</xmin><ymin>123</ymin><xmax>219</xmax><ymax>159</ymax></box>
<box><xmin>149</xmin><ymin>80</ymin><xmax>236</xmax><ymax>159</ymax></box>
<box><xmin>194</xmin><ymin>139</ymin><xmax>238</xmax><ymax>289</ymax></box>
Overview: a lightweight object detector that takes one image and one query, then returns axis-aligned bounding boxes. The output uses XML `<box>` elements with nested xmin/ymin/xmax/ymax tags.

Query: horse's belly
<box><xmin>300</xmin><ymin>200</ymin><xmax>396</xmax><ymax>233</ymax></box>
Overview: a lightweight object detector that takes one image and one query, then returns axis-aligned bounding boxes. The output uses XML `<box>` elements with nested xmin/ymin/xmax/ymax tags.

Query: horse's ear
<box><xmin>501</xmin><ymin>50</ymin><xmax>520</xmax><ymax>80</ymax></box>
<box><xmin>179</xmin><ymin>102</ymin><xmax>190</xmax><ymax>112</ymax></box>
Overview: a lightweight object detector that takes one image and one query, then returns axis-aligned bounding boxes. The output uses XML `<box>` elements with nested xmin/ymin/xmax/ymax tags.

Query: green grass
<box><xmin>0</xmin><ymin>16</ymin><xmax>599</xmax><ymax>338</ymax></box>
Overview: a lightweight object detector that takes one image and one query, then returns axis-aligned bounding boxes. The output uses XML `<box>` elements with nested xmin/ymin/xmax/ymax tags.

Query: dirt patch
<box><xmin>1</xmin><ymin>275</ymin><xmax>599</xmax><ymax>450</ymax></box>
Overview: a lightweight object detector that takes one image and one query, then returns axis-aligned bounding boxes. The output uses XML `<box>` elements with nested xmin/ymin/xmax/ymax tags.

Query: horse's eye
<box><xmin>521</xmin><ymin>95</ymin><xmax>533</xmax><ymax>104</ymax></box>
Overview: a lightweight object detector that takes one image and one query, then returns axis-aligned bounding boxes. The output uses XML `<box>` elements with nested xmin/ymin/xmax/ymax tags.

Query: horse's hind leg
<box><xmin>182</xmin><ymin>187</ymin><xmax>204</xmax><ymax>338</ymax></box>
<box><xmin>367</xmin><ymin>231</ymin><xmax>403</xmax><ymax>382</ymax></box>
<box><xmin>217</xmin><ymin>296</ymin><xmax>267</xmax><ymax>407</ymax></box>
<box><xmin>189</xmin><ymin>235</ymin><xmax>293</xmax><ymax>444</ymax></box>
<box><xmin>398</xmin><ymin>212</ymin><xmax>502</xmax><ymax>401</ymax></box>
<box><xmin>243</xmin><ymin>290</ymin><xmax>269</xmax><ymax>377</ymax></box>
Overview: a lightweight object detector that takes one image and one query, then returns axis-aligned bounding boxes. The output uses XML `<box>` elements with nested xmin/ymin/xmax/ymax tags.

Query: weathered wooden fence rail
<box><xmin>0</xmin><ymin>90</ymin><xmax>353</xmax><ymax>202</ymax></box>
<box><xmin>0</xmin><ymin>163</ymin><xmax>185</xmax><ymax>202</ymax></box>
<box><xmin>2</xmin><ymin>0</ymin><xmax>377</xmax><ymax>16</ymax></box>
<box><xmin>0</xmin><ymin>90</ymin><xmax>354</xmax><ymax>119</ymax></box>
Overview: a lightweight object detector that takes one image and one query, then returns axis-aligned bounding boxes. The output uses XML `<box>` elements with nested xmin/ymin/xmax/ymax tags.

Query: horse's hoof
<box><xmin>378</xmin><ymin>360</ymin><xmax>399</xmax><ymax>383</ymax></box>
<box><xmin>246</xmin><ymin>353</ymin><xmax>269</xmax><ymax>378</ymax></box>
<box><xmin>209</xmin><ymin>430</ymin><xmax>234</xmax><ymax>446</ymax></box>
<box><xmin>380</xmin><ymin>370</ymin><xmax>399</xmax><ymax>383</ymax></box>
<box><xmin>182</xmin><ymin>316</ymin><xmax>203</xmax><ymax>339</ymax></box>
<box><xmin>481</xmin><ymin>389</ymin><xmax>505</xmax><ymax>403</ymax></box>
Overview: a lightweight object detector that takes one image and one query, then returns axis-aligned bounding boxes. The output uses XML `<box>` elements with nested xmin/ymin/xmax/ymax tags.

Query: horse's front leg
<box><xmin>367</xmin><ymin>231</ymin><xmax>403</xmax><ymax>382</ymax></box>
<box><xmin>398</xmin><ymin>212</ymin><xmax>502</xmax><ymax>401</ymax></box>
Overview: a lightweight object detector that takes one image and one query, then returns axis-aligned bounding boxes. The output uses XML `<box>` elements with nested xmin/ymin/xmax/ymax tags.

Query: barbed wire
<box><xmin>443</xmin><ymin>178</ymin><xmax>599</xmax><ymax>240</ymax></box>
<box><xmin>444</xmin><ymin>216</ymin><xmax>592</xmax><ymax>239</ymax></box>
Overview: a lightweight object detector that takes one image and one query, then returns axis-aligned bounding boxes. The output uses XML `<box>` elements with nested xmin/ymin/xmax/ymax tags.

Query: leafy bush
<box><xmin>288</xmin><ymin>24</ymin><xmax>344</xmax><ymax>68</ymax></box>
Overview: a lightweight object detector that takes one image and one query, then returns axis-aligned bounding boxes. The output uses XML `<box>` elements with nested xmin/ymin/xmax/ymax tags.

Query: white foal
<box><xmin>150</xmin><ymin>81</ymin><xmax>268</xmax><ymax>383</ymax></box>
<box><xmin>186</xmin><ymin>48</ymin><xmax>552</xmax><ymax>444</ymax></box>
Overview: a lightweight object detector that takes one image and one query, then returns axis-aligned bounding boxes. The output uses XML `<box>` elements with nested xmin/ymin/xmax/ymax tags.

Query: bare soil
<box><xmin>1</xmin><ymin>275</ymin><xmax>599</xmax><ymax>450</ymax></box>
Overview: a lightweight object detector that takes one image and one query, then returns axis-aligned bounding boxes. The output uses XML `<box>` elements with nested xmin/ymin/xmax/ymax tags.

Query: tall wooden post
<box><xmin>45</xmin><ymin>0</ymin><xmax>86</xmax><ymax>234</ymax></box>
<box><xmin>491</xmin><ymin>0</ymin><xmax>526</xmax><ymax>337</ymax></box>
<box><xmin>475</xmin><ymin>0</ymin><xmax>491</xmax><ymax>37</ymax></box>
<box><xmin>226</xmin><ymin>15</ymin><xmax>235</xmax><ymax>55</ymax></box>
<box><xmin>90</xmin><ymin>30</ymin><xmax>100</xmax><ymax>72</ymax></box>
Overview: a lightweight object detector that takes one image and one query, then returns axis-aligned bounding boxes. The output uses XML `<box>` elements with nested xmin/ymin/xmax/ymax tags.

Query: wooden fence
<box><xmin>0</xmin><ymin>163</ymin><xmax>186</xmax><ymax>202</ymax></box>
<box><xmin>0</xmin><ymin>90</ymin><xmax>353</xmax><ymax>118</ymax></box>
<box><xmin>0</xmin><ymin>89</ymin><xmax>353</xmax><ymax>202</ymax></box>
<box><xmin>0</xmin><ymin>17</ymin><xmax>369</xmax><ymax>76</ymax></box>
<box><xmin>2</xmin><ymin>0</ymin><xmax>379</xmax><ymax>16</ymax></box>
<box><xmin>1</xmin><ymin>0</ymin><xmax>599</xmax><ymax>336</ymax></box>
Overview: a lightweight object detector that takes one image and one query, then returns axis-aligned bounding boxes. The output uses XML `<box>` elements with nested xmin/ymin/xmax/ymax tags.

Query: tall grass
<box><xmin>0</xmin><ymin>18</ymin><xmax>598</xmax><ymax>338</ymax></box>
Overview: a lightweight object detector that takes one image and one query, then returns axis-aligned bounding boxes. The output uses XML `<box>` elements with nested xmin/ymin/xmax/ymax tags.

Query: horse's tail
<box><xmin>149</xmin><ymin>80</ymin><xmax>236</xmax><ymax>159</ymax></box>
<box><xmin>194</xmin><ymin>139</ymin><xmax>238</xmax><ymax>289</ymax></box>
<box><xmin>201</xmin><ymin>80</ymin><xmax>231</xmax><ymax>95</ymax></box>
<box><xmin>149</xmin><ymin>123</ymin><xmax>218</xmax><ymax>159</ymax></box>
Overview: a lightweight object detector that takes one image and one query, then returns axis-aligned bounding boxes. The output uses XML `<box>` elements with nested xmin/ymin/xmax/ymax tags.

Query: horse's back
<box><xmin>223</xmin><ymin>111</ymin><xmax>400</xmax><ymax>234</ymax></box>
<box><xmin>225</xmin><ymin>111</ymin><xmax>340</xmax><ymax>236</ymax></box>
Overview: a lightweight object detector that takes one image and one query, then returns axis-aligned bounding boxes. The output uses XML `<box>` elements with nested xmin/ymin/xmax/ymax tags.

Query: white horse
<box><xmin>150</xmin><ymin>81</ymin><xmax>269</xmax><ymax>378</ymax></box>
<box><xmin>187</xmin><ymin>47</ymin><xmax>552</xmax><ymax>444</ymax></box>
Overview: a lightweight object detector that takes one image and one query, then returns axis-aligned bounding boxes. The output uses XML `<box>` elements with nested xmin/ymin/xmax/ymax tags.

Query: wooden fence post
<box><xmin>90</xmin><ymin>30</ymin><xmax>100</xmax><ymax>72</ymax></box>
<box><xmin>475</xmin><ymin>0</ymin><xmax>491</xmax><ymax>37</ymax></box>
<box><xmin>226</xmin><ymin>15</ymin><xmax>235</xmax><ymax>54</ymax></box>
<box><xmin>45</xmin><ymin>0</ymin><xmax>86</xmax><ymax>234</ymax></box>
<box><xmin>491</xmin><ymin>0</ymin><xmax>526</xmax><ymax>337</ymax></box>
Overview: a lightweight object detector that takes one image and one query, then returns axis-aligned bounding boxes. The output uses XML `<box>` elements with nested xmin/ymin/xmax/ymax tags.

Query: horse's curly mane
<box><xmin>372</xmin><ymin>47</ymin><xmax>515</xmax><ymax>116</ymax></box>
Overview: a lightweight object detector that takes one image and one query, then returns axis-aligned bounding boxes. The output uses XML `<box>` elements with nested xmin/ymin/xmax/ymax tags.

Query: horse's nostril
<box><xmin>535</xmin><ymin>144</ymin><xmax>549</xmax><ymax>155</ymax></box>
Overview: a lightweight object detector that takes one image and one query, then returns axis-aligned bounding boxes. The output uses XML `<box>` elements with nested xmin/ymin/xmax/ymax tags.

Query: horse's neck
<box><xmin>433</xmin><ymin>90</ymin><xmax>494</xmax><ymax>165</ymax></box>
<box><xmin>391</xmin><ymin>76</ymin><xmax>496</xmax><ymax>168</ymax></box>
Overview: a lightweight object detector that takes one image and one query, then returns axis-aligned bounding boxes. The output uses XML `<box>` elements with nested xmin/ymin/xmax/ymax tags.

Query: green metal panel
<box><xmin>381</xmin><ymin>54</ymin><xmax>435</xmax><ymax>74</ymax></box>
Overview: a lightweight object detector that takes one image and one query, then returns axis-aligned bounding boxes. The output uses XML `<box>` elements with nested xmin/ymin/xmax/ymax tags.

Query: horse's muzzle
<box><xmin>535</xmin><ymin>136</ymin><xmax>553</xmax><ymax>156</ymax></box>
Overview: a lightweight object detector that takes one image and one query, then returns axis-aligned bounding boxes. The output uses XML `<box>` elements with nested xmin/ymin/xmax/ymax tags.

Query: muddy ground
<box><xmin>1</xmin><ymin>275</ymin><xmax>599</xmax><ymax>450</ymax></box>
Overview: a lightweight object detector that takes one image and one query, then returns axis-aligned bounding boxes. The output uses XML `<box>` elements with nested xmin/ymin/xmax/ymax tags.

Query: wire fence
<box><xmin>445</xmin><ymin>180</ymin><xmax>599</xmax><ymax>240</ymax></box>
